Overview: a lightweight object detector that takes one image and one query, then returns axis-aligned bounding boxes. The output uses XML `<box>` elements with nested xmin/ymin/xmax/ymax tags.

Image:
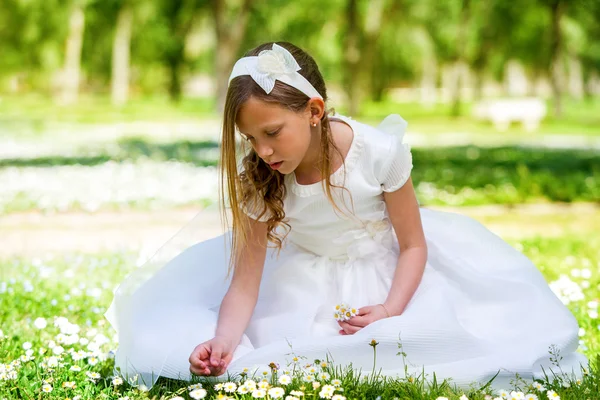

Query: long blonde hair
<box><xmin>220</xmin><ymin>41</ymin><xmax>348</xmax><ymax>273</ymax></box>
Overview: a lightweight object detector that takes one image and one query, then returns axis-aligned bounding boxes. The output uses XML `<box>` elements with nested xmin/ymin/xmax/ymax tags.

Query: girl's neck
<box><xmin>293</xmin><ymin>119</ymin><xmax>353</xmax><ymax>185</ymax></box>
<box><xmin>293</xmin><ymin>125</ymin><xmax>323</xmax><ymax>184</ymax></box>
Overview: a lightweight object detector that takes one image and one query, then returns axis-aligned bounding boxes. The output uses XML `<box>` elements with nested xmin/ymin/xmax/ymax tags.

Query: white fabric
<box><xmin>105</xmin><ymin>114</ymin><xmax>586</xmax><ymax>390</ymax></box>
<box><xmin>228</xmin><ymin>43</ymin><xmax>323</xmax><ymax>99</ymax></box>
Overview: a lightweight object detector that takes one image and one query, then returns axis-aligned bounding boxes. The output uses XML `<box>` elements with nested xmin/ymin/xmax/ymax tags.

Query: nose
<box><xmin>255</xmin><ymin>141</ymin><xmax>274</xmax><ymax>159</ymax></box>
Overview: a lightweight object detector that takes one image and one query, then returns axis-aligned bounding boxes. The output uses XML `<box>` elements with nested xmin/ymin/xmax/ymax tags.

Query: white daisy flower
<box><xmin>331</xmin><ymin>396</ymin><xmax>346</xmax><ymax>400</ymax></box>
<box><xmin>244</xmin><ymin>379</ymin><xmax>257</xmax><ymax>390</ymax></box>
<box><xmin>224</xmin><ymin>382</ymin><xmax>237</xmax><ymax>393</ymax></box>
<box><xmin>62</xmin><ymin>381</ymin><xmax>76</xmax><ymax>389</ymax></box>
<box><xmin>525</xmin><ymin>394</ymin><xmax>538</xmax><ymax>400</ymax></box>
<box><xmin>86</xmin><ymin>371</ymin><xmax>101</xmax><ymax>380</ymax></box>
<box><xmin>69</xmin><ymin>365</ymin><xmax>81</xmax><ymax>372</ymax></box>
<box><xmin>34</xmin><ymin>318</ymin><xmax>47</xmax><ymax>329</ymax></box>
<box><xmin>320</xmin><ymin>361</ymin><xmax>328</xmax><ymax>368</ymax></box>
<box><xmin>237</xmin><ymin>385</ymin><xmax>250</xmax><ymax>394</ymax></box>
<box><xmin>189</xmin><ymin>388</ymin><xmax>207</xmax><ymax>399</ymax></box>
<box><xmin>278</xmin><ymin>374</ymin><xmax>292</xmax><ymax>385</ymax></box>
<box><xmin>41</xmin><ymin>383</ymin><xmax>53</xmax><ymax>392</ymax></box>
<box><xmin>87</xmin><ymin>356</ymin><xmax>99</xmax><ymax>365</ymax></box>
<box><xmin>290</xmin><ymin>390</ymin><xmax>305</xmax><ymax>396</ymax></box>
<box><xmin>313</xmin><ymin>381</ymin><xmax>321</xmax><ymax>389</ymax></box>
<box><xmin>533</xmin><ymin>382</ymin><xmax>546</xmax><ymax>392</ymax></box>
<box><xmin>22</xmin><ymin>342</ymin><xmax>32</xmax><ymax>350</ymax></box>
<box><xmin>268</xmin><ymin>387</ymin><xmax>285</xmax><ymax>399</ymax></box>
<box><xmin>510</xmin><ymin>391</ymin><xmax>525</xmax><ymax>400</ymax></box>
<box><xmin>303</xmin><ymin>374</ymin><xmax>315</xmax><ymax>382</ymax></box>
<box><xmin>188</xmin><ymin>383</ymin><xmax>203</xmax><ymax>390</ymax></box>
<box><xmin>258</xmin><ymin>381</ymin><xmax>270</xmax><ymax>390</ymax></box>
<box><xmin>498</xmin><ymin>389</ymin><xmax>509</xmax><ymax>399</ymax></box>
<box><xmin>112</xmin><ymin>376</ymin><xmax>123</xmax><ymax>386</ymax></box>
<box><xmin>319</xmin><ymin>372</ymin><xmax>331</xmax><ymax>381</ymax></box>
<box><xmin>546</xmin><ymin>391</ymin><xmax>560</xmax><ymax>400</ymax></box>
<box><xmin>252</xmin><ymin>389</ymin><xmax>267</xmax><ymax>398</ymax></box>
<box><xmin>460</xmin><ymin>395</ymin><xmax>469</xmax><ymax>400</ymax></box>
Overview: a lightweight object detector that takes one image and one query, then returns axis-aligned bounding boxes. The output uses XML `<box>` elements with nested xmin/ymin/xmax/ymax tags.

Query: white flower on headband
<box><xmin>248</xmin><ymin>43</ymin><xmax>302</xmax><ymax>94</ymax></box>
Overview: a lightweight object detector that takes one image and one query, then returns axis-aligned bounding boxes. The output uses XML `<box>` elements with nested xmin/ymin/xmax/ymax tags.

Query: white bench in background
<box><xmin>472</xmin><ymin>98</ymin><xmax>547</xmax><ymax>132</ymax></box>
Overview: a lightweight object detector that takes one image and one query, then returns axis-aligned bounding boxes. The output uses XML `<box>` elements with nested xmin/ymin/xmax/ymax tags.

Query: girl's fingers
<box><xmin>339</xmin><ymin>321</ymin><xmax>362</xmax><ymax>335</ymax></box>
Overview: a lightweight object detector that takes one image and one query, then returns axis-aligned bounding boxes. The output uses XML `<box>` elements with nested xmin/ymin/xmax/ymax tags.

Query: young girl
<box><xmin>105</xmin><ymin>42</ymin><xmax>586</xmax><ymax>390</ymax></box>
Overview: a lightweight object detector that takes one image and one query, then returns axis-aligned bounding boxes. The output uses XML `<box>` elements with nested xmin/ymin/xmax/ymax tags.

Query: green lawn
<box><xmin>0</xmin><ymin>230</ymin><xmax>598</xmax><ymax>399</ymax></box>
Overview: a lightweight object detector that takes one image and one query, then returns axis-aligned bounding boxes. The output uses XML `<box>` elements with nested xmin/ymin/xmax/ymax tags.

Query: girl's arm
<box><xmin>215</xmin><ymin>217</ymin><xmax>268</xmax><ymax>345</ymax></box>
<box><xmin>382</xmin><ymin>177</ymin><xmax>428</xmax><ymax>316</ymax></box>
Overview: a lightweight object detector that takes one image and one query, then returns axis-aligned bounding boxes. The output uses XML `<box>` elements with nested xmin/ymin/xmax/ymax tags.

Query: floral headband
<box><xmin>228</xmin><ymin>43</ymin><xmax>323</xmax><ymax>100</ymax></box>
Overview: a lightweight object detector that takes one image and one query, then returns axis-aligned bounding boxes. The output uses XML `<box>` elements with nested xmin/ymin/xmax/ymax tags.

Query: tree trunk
<box><xmin>111</xmin><ymin>3</ymin><xmax>133</xmax><ymax>106</ymax></box>
<box><xmin>212</xmin><ymin>0</ymin><xmax>253</xmax><ymax>113</ymax></box>
<box><xmin>59</xmin><ymin>4</ymin><xmax>85</xmax><ymax>105</ymax></box>
<box><xmin>450</xmin><ymin>0</ymin><xmax>470</xmax><ymax>117</ymax></box>
<box><xmin>344</xmin><ymin>0</ymin><xmax>361</xmax><ymax>116</ymax></box>
<box><xmin>362</xmin><ymin>0</ymin><xmax>385</xmax><ymax>101</ymax></box>
<box><xmin>420</xmin><ymin>54</ymin><xmax>437</xmax><ymax>108</ymax></box>
<box><xmin>548</xmin><ymin>0</ymin><xmax>564</xmax><ymax>117</ymax></box>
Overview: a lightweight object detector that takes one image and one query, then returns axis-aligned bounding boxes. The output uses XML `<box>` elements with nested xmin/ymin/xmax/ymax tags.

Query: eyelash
<box><xmin>242</xmin><ymin>129</ymin><xmax>280</xmax><ymax>141</ymax></box>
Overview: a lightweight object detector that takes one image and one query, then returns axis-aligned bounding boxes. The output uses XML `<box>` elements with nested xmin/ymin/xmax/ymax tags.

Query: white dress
<box><xmin>105</xmin><ymin>114</ymin><xmax>586</xmax><ymax>390</ymax></box>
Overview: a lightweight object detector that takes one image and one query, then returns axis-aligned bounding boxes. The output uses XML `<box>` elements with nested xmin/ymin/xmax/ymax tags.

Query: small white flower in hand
<box><xmin>333</xmin><ymin>303</ymin><xmax>358</xmax><ymax>322</ymax></box>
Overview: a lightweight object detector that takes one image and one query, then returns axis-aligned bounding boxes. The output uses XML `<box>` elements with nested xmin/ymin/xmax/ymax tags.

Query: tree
<box><xmin>112</xmin><ymin>0</ymin><xmax>134</xmax><ymax>106</ymax></box>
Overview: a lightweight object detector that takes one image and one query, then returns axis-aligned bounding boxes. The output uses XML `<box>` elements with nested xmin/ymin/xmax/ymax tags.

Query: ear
<box><xmin>306</xmin><ymin>97</ymin><xmax>325</xmax><ymax>121</ymax></box>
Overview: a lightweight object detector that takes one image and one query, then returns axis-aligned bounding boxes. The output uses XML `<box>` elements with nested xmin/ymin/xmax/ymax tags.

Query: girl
<box><xmin>105</xmin><ymin>42</ymin><xmax>586</xmax><ymax>390</ymax></box>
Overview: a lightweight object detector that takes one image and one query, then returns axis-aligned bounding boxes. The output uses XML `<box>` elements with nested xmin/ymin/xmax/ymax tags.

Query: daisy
<box><xmin>112</xmin><ymin>376</ymin><xmax>123</xmax><ymax>386</ymax></box>
<box><xmin>303</xmin><ymin>374</ymin><xmax>315</xmax><ymax>382</ymax></box>
<box><xmin>319</xmin><ymin>372</ymin><xmax>331</xmax><ymax>381</ymax></box>
<box><xmin>189</xmin><ymin>388</ymin><xmax>207</xmax><ymax>399</ymax></box>
<box><xmin>258</xmin><ymin>381</ymin><xmax>270</xmax><ymax>390</ymax></box>
<box><xmin>268</xmin><ymin>387</ymin><xmax>285</xmax><ymax>399</ymax></box>
<box><xmin>533</xmin><ymin>382</ymin><xmax>546</xmax><ymax>392</ymax></box>
<box><xmin>524</xmin><ymin>395</ymin><xmax>538</xmax><ymax>400</ymax></box>
<box><xmin>34</xmin><ymin>317</ymin><xmax>47</xmax><ymax>329</ymax></box>
<box><xmin>237</xmin><ymin>385</ymin><xmax>249</xmax><ymax>394</ymax></box>
<box><xmin>188</xmin><ymin>383</ymin><xmax>203</xmax><ymax>390</ymax></box>
<box><xmin>331</xmin><ymin>396</ymin><xmax>346</xmax><ymax>400</ymax></box>
<box><xmin>460</xmin><ymin>395</ymin><xmax>469</xmax><ymax>400</ymax></box>
<box><xmin>244</xmin><ymin>379</ymin><xmax>257</xmax><ymax>390</ymax></box>
<box><xmin>252</xmin><ymin>389</ymin><xmax>266</xmax><ymax>398</ymax></box>
<box><xmin>498</xmin><ymin>389</ymin><xmax>509</xmax><ymax>399</ymax></box>
<box><xmin>41</xmin><ymin>384</ymin><xmax>53</xmax><ymax>393</ymax></box>
<box><xmin>62</xmin><ymin>381</ymin><xmax>77</xmax><ymax>389</ymax></box>
<box><xmin>224</xmin><ymin>382</ymin><xmax>237</xmax><ymax>393</ymax></box>
<box><xmin>290</xmin><ymin>390</ymin><xmax>305</xmax><ymax>396</ymax></box>
<box><xmin>69</xmin><ymin>365</ymin><xmax>81</xmax><ymax>372</ymax></box>
<box><xmin>278</xmin><ymin>374</ymin><xmax>292</xmax><ymax>385</ymax></box>
<box><xmin>546</xmin><ymin>391</ymin><xmax>560</xmax><ymax>400</ymax></box>
<box><xmin>312</xmin><ymin>381</ymin><xmax>321</xmax><ymax>389</ymax></box>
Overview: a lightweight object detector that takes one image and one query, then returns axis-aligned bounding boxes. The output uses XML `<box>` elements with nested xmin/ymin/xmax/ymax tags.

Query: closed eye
<box><xmin>266</xmin><ymin>129</ymin><xmax>280</xmax><ymax>137</ymax></box>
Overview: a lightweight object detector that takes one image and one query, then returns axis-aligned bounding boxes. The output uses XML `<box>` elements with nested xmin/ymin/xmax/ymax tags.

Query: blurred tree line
<box><xmin>0</xmin><ymin>0</ymin><xmax>599</xmax><ymax>116</ymax></box>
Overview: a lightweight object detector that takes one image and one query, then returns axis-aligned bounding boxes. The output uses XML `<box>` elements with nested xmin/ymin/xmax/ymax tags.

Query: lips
<box><xmin>268</xmin><ymin>161</ymin><xmax>283</xmax><ymax>170</ymax></box>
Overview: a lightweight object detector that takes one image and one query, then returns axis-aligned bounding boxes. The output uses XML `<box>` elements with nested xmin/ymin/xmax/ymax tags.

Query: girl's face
<box><xmin>236</xmin><ymin>97</ymin><xmax>315</xmax><ymax>175</ymax></box>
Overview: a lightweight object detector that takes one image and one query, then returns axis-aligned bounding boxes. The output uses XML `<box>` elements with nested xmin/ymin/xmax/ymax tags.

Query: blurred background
<box><xmin>1</xmin><ymin>0</ymin><xmax>599</xmax><ymax>347</ymax></box>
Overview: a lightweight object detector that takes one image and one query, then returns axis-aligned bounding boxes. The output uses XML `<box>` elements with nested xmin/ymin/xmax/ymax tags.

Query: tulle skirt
<box><xmin>104</xmin><ymin>207</ymin><xmax>587</xmax><ymax>390</ymax></box>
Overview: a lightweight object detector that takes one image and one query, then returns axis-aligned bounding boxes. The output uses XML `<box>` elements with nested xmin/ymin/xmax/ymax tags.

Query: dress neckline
<box><xmin>288</xmin><ymin>114</ymin><xmax>364</xmax><ymax>197</ymax></box>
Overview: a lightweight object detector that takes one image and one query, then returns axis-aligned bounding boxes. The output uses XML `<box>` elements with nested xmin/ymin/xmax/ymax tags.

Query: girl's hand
<box><xmin>189</xmin><ymin>336</ymin><xmax>235</xmax><ymax>376</ymax></box>
<box><xmin>338</xmin><ymin>304</ymin><xmax>390</xmax><ymax>335</ymax></box>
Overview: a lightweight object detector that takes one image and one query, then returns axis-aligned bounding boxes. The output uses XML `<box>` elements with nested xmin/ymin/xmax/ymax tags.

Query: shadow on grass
<box><xmin>1</xmin><ymin>140</ymin><xmax>598</xmax><ymax>203</ymax></box>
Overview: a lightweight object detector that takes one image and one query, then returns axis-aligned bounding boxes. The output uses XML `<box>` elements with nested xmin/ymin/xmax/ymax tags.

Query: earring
<box><xmin>312</xmin><ymin>122</ymin><xmax>317</xmax><ymax>127</ymax></box>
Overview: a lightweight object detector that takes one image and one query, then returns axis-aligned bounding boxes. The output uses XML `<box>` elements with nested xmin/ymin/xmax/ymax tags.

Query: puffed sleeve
<box><xmin>378</xmin><ymin>134</ymin><xmax>413</xmax><ymax>192</ymax></box>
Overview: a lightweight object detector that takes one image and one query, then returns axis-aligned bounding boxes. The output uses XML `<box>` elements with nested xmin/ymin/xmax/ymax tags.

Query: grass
<box><xmin>0</xmin><ymin>94</ymin><xmax>599</xmax><ymax>139</ymax></box>
<box><xmin>1</xmin><ymin>144</ymin><xmax>597</xmax><ymax>215</ymax></box>
<box><xmin>0</xmin><ymin>230</ymin><xmax>599</xmax><ymax>399</ymax></box>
